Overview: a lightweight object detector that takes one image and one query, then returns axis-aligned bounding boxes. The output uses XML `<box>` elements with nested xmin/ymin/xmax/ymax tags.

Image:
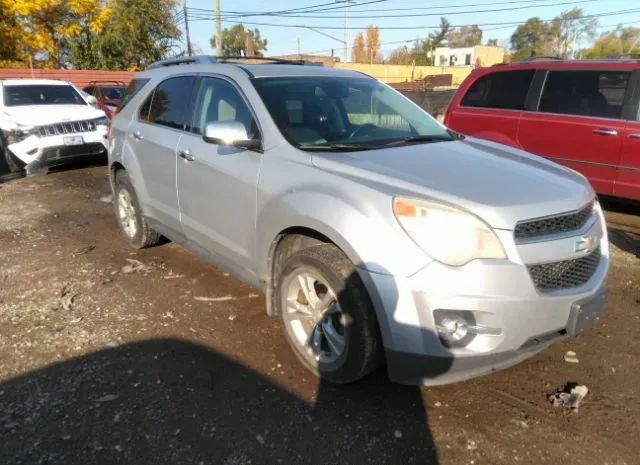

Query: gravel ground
<box><xmin>0</xmin><ymin>166</ymin><xmax>638</xmax><ymax>465</ymax></box>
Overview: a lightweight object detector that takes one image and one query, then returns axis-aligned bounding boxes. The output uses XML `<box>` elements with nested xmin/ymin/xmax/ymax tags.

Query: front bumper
<box><xmin>7</xmin><ymin>129</ymin><xmax>108</xmax><ymax>173</ymax></box>
<box><xmin>363</xmin><ymin>211</ymin><xmax>609</xmax><ymax>386</ymax></box>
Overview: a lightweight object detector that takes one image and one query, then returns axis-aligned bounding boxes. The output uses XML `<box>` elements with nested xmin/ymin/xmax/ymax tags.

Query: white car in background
<box><xmin>0</xmin><ymin>79</ymin><xmax>109</xmax><ymax>175</ymax></box>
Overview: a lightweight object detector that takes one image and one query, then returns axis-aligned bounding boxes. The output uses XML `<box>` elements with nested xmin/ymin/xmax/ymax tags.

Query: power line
<box><xmin>190</xmin><ymin>0</ymin><xmax>598</xmax><ymax>20</ymax></box>
<box><xmin>187</xmin><ymin>7</ymin><xmax>640</xmax><ymax>30</ymax></box>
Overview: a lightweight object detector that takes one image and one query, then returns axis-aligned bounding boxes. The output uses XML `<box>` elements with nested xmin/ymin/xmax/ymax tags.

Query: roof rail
<box><xmin>146</xmin><ymin>55</ymin><xmax>218</xmax><ymax>70</ymax></box>
<box><xmin>146</xmin><ymin>55</ymin><xmax>320</xmax><ymax>70</ymax></box>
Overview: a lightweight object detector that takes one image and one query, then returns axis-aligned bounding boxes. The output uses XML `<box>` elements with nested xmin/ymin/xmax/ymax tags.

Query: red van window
<box><xmin>461</xmin><ymin>70</ymin><xmax>534</xmax><ymax>110</ymax></box>
<box><xmin>539</xmin><ymin>70</ymin><xmax>630</xmax><ymax>119</ymax></box>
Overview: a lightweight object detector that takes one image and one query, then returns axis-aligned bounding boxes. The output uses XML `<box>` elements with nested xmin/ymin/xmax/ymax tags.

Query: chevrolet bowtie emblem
<box><xmin>575</xmin><ymin>235</ymin><xmax>598</xmax><ymax>254</ymax></box>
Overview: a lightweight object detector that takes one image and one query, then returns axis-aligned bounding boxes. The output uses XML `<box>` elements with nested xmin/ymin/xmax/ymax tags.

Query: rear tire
<box><xmin>277</xmin><ymin>243</ymin><xmax>383</xmax><ymax>384</ymax></box>
<box><xmin>114</xmin><ymin>170</ymin><xmax>161</xmax><ymax>249</ymax></box>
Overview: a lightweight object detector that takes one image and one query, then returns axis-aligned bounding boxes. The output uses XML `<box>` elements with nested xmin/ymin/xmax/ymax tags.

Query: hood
<box><xmin>2</xmin><ymin>104</ymin><xmax>106</xmax><ymax>126</ymax></box>
<box><xmin>311</xmin><ymin>137</ymin><xmax>594</xmax><ymax>230</ymax></box>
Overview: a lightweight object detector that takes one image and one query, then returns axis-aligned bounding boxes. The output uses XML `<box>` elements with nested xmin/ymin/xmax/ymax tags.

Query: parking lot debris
<box><xmin>95</xmin><ymin>394</ymin><xmax>120</xmax><ymax>403</ymax></box>
<box><xmin>393</xmin><ymin>429</ymin><xmax>403</xmax><ymax>439</ymax></box>
<box><xmin>564</xmin><ymin>350</ymin><xmax>579</xmax><ymax>363</ymax></box>
<box><xmin>256</xmin><ymin>434</ymin><xmax>265</xmax><ymax>445</ymax></box>
<box><xmin>59</xmin><ymin>285</ymin><xmax>77</xmax><ymax>311</ymax></box>
<box><xmin>549</xmin><ymin>383</ymin><xmax>588</xmax><ymax>410</ymax></box>
<box><xmin>121</xmin><ymin>258</ymin><xmax>152</xmax><ymax>274</ymax></box>
<box><xmin>99</xmin><ymin>194</ymin><xmax>112</xmax><ymax>203</ymax></box>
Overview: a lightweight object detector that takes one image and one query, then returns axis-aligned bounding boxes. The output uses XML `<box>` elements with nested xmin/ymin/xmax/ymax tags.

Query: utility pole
<box><xmin>343</xmin><ymin>0</ymin><xmax>350</xmax><ymax>63</ymax></box>
<box><xmin>183</xmin><ymin>0</ymin><xmax>192</xmax><ymax>56</ymax></box>
<box><xmin>214</xmin><ymin>0</ymin><xmax>222</xmax><ymax>56</ymax></box>
<box><xmin>297</xmin><ymin>37</ymin><xmax>301</xmax><ymax>59</ymax></box>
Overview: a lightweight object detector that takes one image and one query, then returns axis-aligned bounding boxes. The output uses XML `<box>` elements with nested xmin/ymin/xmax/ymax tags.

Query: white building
<box><xmin>432</xmin><ymin>45</ymin><xmax>505</xmax><ymax>67</ymax></box>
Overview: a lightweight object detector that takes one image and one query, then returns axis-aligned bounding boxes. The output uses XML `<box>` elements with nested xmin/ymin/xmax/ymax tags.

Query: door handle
<box><xmin>592</xmin><ymin>128</ymin><xmax>618</xmax><ymax>136</ymax></box>
<box><xmin>131</xmin><ymin>129</ymin><xmax>143</xmax><ymax>141</ymax></box>
<box><xmin>629</xmin><ymin>133</ymin><xmax>640</xmax><ymax>139</ymax></box>
<box><xmin>178</xmin><ymin>149</ymin><xmax>195</xmax><ymax>162</ymax></box>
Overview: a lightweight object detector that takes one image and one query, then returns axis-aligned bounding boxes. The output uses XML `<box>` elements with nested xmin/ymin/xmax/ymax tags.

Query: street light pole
<box><xmin>214</xmin><ymin>0</ymin><xmax>222</xmax><ymax>55</ymax></box>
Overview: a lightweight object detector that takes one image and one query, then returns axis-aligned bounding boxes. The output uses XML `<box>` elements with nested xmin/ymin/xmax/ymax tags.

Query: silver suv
<box><xmin>109</xmin><ymin>56</ymin><xmax>608</xmax><ymax>385</ymax></box>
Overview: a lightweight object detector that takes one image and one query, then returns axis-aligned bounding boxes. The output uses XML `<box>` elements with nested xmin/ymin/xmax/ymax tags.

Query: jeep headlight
<box><xmin>95</xmin><ymin>116</ymin><xmax>109</xmax><ymax>127</ymax></box>
<box><xmin>6</xmin><ymin>124</ymin><xmax>36</xmax><ymax>144</ymax></box>
<box><xmin>393</xmin><ymin>197</ymin><xmax>506</xmax><ymax>266</ymax></box>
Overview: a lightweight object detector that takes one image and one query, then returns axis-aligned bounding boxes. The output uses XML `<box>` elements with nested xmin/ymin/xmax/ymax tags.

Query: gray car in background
<box><xmin>108</xmin><ymin>56</ymin><xmax>608</xmax><ymax>385</ymax></box>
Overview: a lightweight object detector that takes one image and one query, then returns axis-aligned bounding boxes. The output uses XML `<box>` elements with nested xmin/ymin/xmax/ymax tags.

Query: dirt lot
<box><xmin>0</xmin><ymin>166</ymin><xmax>639</xmax><ymax>465</ymax></box>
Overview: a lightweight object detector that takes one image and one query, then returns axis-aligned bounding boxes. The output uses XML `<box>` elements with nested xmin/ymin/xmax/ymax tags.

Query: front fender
<box><xmin>255</xmin><ymin>189</ymin><xmax>431</xmax><ymax>281</ymax></box>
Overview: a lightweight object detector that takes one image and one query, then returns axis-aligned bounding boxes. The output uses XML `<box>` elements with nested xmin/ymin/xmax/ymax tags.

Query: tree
<box><xmin>0</xmin><ymin>0</ymin><xmax>24</xmax><ymax>66</ymax></box>
<box><xmin>9</xmin><ymin>0</ymin><xmax>110</xmax><ymax>68</ymax></box>
<box><xmin>486</xmin><ymin>38</ymin><xmax>499</xmax><ymax>46</ymax></box>
<box><xmin>386</xmin><ymin>45</ymin><xmax>416</xmax><ymax>65</ymax></box>
<box><xmin>510</xmin><ymin>17</ymin><xmax>556</xmax><ymax>60</ymax></box>
<box><xmin>351</xmin><ymin>32</ymin><xmax>366</xmax><ymax>63</ymax></box>
<box><xmin>365</xmin><ymin>25</ymin><xmax>381</xmax><ymax>63</ymax></box>
<box><xmin>69</xmin><ymin>0</ymin><xmax>181</xmax><ymax>70</ymax></box>
<box><xmin>447</xmin><ymin>25</ymin><xmax>483</xmax><ymax>48</ymax></box>
<box><xmin>549</xmin><ymin>8</ymin><xmax>598</xmax><ymax>58</ymax></box>
<box><xmin>583</xmin><ymin>26</ymin><xmax>640</xmax><ymax>58</ymax></box>
<box><xmin>211</xmin><ymin>24</ymin><xmax>267</xmax><ymax>56</ymax></box>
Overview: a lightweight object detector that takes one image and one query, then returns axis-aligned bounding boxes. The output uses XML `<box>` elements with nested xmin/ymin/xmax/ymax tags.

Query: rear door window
<box><xmin>147</xmin><ymin>76</ymin><xmax>197</xmax><ymax>131</ymax></box>
<box><xmin>461</xmin><ymin>70</ymin><xmax>535</xmax><ymax>110</ymax></box>
<box><xmin>539</xmin><ymin>70</ymin><xmax>630</xmax><ymax>119</ymax></box>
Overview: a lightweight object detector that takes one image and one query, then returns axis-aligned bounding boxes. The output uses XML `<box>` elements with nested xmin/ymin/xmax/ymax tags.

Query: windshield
<box><xmin>2</xmin><ymin>84</ymin><xmax>86</xmax><ymax>107</ymax></box>
<box><xmin>98</xmin><ymin>86</ymin><xmax>125</xmax><ymax>101</ymax></box>
<box><xmin>252</xmin><ymin>76</ymin><xmax>452</xmax><ymax>150</ymax></box>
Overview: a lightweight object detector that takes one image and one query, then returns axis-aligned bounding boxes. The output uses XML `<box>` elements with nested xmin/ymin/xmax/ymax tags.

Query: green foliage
<box><xmin>510</xmin><ymin>17</ymin><xmax>556</xmax><ymax>60</ymax></box>
<box><xmin>211</xmin><ymin>24</ymin><xmax>267</xmax><ymax>57</ymax></box>
<box><xmin>69</xmin><ymin>0</ymin><xmax>182</xmax><ymax>70</ymax></box>
<box><xmin>448</xmin><ymin>25</ymin><xmax>483</xmax><ymax>48</ymax></box>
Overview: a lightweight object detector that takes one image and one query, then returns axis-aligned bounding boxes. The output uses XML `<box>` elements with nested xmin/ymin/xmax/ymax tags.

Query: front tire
<box><xmin>113</xmin><ymin>170</ymin><xmax>161</xmax><ymax>249</ymax></box>
<box><xmin>277</xmin><ymin>244</ymin><xmax>383</xmax><ymax>384</ymax></box>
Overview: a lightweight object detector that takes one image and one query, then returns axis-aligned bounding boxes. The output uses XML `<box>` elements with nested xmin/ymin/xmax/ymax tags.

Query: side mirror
<box><xmin>85</xmin><ymin>95</ymin><xmax>98</xmax><ymax>106</ymax></box>
<box><xmin>202</xmin><ymin>121</ymin><xmax>261</xmax><ymax>151</ymax></box>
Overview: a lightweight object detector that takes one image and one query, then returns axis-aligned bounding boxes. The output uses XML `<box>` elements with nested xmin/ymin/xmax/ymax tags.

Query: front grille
<box><xmin>515</xmin><ymin>202</ymin><xmax>594</xmax><ymax>240</ymax></box>
<box><xmin>527</xmin><ymin>246</ymin><xmax>601</xmax><ymax>292</ymax></box>
<box><xmin>37</xmin><ymin>119</ymin><xmax>97</xmax><ymax>137</ymax></box>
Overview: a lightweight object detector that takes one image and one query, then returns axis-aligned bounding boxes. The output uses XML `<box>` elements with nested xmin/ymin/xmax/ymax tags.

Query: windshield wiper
<box><xmin>297</xmin><ymin>143</ymin><xmax>377</xmax><ymax>152</ymax></box>
<box><xmin>382</xmin><ymin>134</ymin><xmax>455</xmax><ymax>147</ymax></box>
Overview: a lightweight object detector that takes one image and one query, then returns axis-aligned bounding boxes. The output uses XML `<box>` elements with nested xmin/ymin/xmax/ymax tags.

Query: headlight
<box><xmin>6</xmin><ymin>125</ymin><xmax>36</xmax><ymax>144</ymax></box>
<box><xmin>393</xmin><ymin>197</ymin><xmax>506</xmax><ymax>266</ymax></box>
<box><xmin>95</xmin><ymin>116</ymin><xmax>109</xmax><ymax>126</ymax></box>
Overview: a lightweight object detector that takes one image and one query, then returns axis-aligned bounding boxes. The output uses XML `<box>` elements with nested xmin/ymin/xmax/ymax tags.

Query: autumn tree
<box><xmin>351</xmin><ymin>33</ymin><xmax>366</xmax><ymax>63</ymax></box>
<box><xmin>9</xmin><ymin>0</ymin><xmax>110</xmax><ymax>68</ymax></box>
<box><xmin>386</xmin><ymin>45</ymin><xmax>416</xmax><ymax>65</ymax></box>
<box><xmin>211</xmin><ymin>24</ymin><xmax>267</xmax><ymax>56</ymax></box>
<box><xmin>365</xmin><ymin>25</ymin><xmax>381</xmax><ymax>63</ymax></box>
<box><xmin>69</xmin><ymin>0</ymin><xmax>181</xmax><ymax>70</ymax></box>
<box><xmin>583</xmin><ymin>26</ymin><xmax>640</xmax><ymax>58</ymax></box>
<box><xmin>447</xmin><ymin>25</ymin><xmax>483</xmax><ymax>47</ymax></box>
<box><xmin>0</xmin><ymin>0</ymin><xmax>23</xmax><ymax>66</ymax></box>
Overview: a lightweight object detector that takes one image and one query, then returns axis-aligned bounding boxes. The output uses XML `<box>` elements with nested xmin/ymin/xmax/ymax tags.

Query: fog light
<box><xmin>438</xmin><ymin>316</ymin><xmax>469</xmax><ymax>342</ymax></box>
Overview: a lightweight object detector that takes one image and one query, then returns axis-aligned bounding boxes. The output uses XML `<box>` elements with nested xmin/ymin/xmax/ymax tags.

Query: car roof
<box><xmin>135</xmin><ymin>63</ymin><xmax>371</xmax><ymax>81</ymax></box>
<box><xmin>0</xmin><ymin>79</ymin><xmax>74</xmax><ymax>86</ymax></box>
<box><xmin>488</xmin><ymin>59</ymin><xmax>640</xmax><ymax>71</ymax></box>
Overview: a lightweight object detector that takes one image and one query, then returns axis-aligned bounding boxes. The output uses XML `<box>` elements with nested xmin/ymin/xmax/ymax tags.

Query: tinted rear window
<box><xmin>539</xmin><ymin>70</ymin><xmax>630</xmax><ymax>119</ymax></box>
<box><xmin>117</xmin><ymin>78</ymin><xmax>150</xmax><ymax>113</ymax></box>
<box><xmin>461</xmin><ymin>70</ymin><xmax>534</xmax><ymax>110</ymax></box>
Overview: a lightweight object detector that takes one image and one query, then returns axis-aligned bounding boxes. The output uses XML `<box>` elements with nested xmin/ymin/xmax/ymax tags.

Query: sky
<box><xmin>181</xmin><ymin>0</ymin><xmax>640</xmax><ymax>61</ymax></box>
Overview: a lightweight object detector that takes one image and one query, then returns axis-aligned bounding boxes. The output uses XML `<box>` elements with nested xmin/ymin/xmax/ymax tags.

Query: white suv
<box><xmin>0</xmin><ymin>79</ymin><xmax>109</xmax><ymax>176</ymax></box>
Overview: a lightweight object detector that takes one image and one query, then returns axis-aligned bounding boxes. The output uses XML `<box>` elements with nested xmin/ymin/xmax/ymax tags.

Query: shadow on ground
<box><xmin>600</xmin><ymin>196</ymin><xmax>640</xmax><ymax>258</ymax></box>
<box><xmin>0</xmin><ymin>339</ymin><xmax>441</xmax><ymax>465</ymax></box>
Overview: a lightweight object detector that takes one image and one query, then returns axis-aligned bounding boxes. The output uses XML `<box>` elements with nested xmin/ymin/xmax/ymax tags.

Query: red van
<box><xmin>444</xmin><ymin>59</ymin><xmax>640</xmax><ymax>201</ymax></box>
